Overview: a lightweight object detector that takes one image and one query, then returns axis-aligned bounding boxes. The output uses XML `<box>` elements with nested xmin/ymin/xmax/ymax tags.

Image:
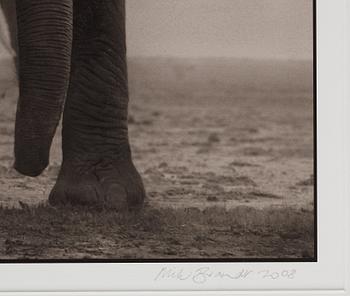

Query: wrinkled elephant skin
<box><xmin>0</xmin><ymin>0</ymin><xmax>145</xmax><ymax>210</ymax></box>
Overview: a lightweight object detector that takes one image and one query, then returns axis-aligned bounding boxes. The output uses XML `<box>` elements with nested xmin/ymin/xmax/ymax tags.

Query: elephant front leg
<box><xmin>49</xmin><ymin>0</ymin><xmax>145</xmax><ymax>210</ymax></box>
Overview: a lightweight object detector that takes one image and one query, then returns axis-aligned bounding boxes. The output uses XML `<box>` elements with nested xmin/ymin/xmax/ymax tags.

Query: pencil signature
<box><xmin>154</xmin><ymin>267</ymin><xmax>296</xmax><ymax>284</ymax></box>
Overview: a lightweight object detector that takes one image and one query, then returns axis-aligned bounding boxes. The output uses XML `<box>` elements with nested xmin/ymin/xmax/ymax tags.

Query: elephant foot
<box><xmin>48</xmin><ymin>158</ymin><xmax>145</xmax><ymax>211</ymax></box>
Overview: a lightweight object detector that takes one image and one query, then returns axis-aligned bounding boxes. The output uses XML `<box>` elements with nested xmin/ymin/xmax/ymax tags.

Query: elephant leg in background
<box><xmin>49</xmin><ymin>0</ymin><xmax>145</xmax><ymax>210</ymax></box>
<box><xmin>0</xmin><ymin>0</ymin><xmax>17</xmax><ymax>57</ymax></box>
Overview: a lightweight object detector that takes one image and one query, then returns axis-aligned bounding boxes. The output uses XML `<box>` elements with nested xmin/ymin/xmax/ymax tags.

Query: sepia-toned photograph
<box><xmin>0</xmin><ymin>0</ymin><xmax>315</xmax><ymax>261</ymax></box>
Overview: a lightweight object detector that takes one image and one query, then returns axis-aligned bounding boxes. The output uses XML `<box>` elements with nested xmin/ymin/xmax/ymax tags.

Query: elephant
<box><xmin>0</xmin><ymin>0</ymin><xmax>146</xmax><ymax>210</ymax></box>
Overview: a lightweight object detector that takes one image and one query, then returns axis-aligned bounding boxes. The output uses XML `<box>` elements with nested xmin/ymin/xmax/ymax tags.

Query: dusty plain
<box><xmin>0</xmin><ymin>57</ymin><xmax>314</xmax><ymax>260</ymax></box>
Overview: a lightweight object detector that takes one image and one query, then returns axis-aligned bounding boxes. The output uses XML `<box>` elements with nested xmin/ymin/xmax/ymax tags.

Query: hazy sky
<box><xmin>126</xmin><ymin>0</ymin><xmax>313</xmax><ymax>59</ymax></box>
<box><xmin>0</xmin><ymin>0</ymin><xmax>313</xmax><ymax>60</ymax></box>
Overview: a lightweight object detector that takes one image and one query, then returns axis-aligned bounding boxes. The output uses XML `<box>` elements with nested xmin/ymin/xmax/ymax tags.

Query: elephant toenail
<box><xmin>105</xmin><ymin>184</ymin><xmax>128</xmax><ymax>210</ymax></box>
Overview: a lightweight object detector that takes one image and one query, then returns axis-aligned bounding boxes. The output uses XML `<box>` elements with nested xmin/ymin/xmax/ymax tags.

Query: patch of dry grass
<box><xmin>0</xmin><ymin>204</ymin><xmax>314</xmax><ymax>260</ymax></box>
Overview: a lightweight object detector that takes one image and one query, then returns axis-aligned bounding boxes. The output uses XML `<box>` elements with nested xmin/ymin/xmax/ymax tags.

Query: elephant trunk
<box><xmin>14</xmin><ymin>0</ymin><xmax>73</xmax><ymax>176</ymax></box>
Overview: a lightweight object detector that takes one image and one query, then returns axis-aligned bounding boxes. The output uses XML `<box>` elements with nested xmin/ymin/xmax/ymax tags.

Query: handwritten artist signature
<box><xmin>154</xmin><ymin>267</ymin><xmax>296</xmax><ymax>284</ymax></box>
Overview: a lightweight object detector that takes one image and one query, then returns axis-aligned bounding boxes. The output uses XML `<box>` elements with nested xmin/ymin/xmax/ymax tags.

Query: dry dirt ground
<box><xmin>0</xmin><ymin>57</ymin><xmax>315</xmax><ymax>260</ymax></box>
